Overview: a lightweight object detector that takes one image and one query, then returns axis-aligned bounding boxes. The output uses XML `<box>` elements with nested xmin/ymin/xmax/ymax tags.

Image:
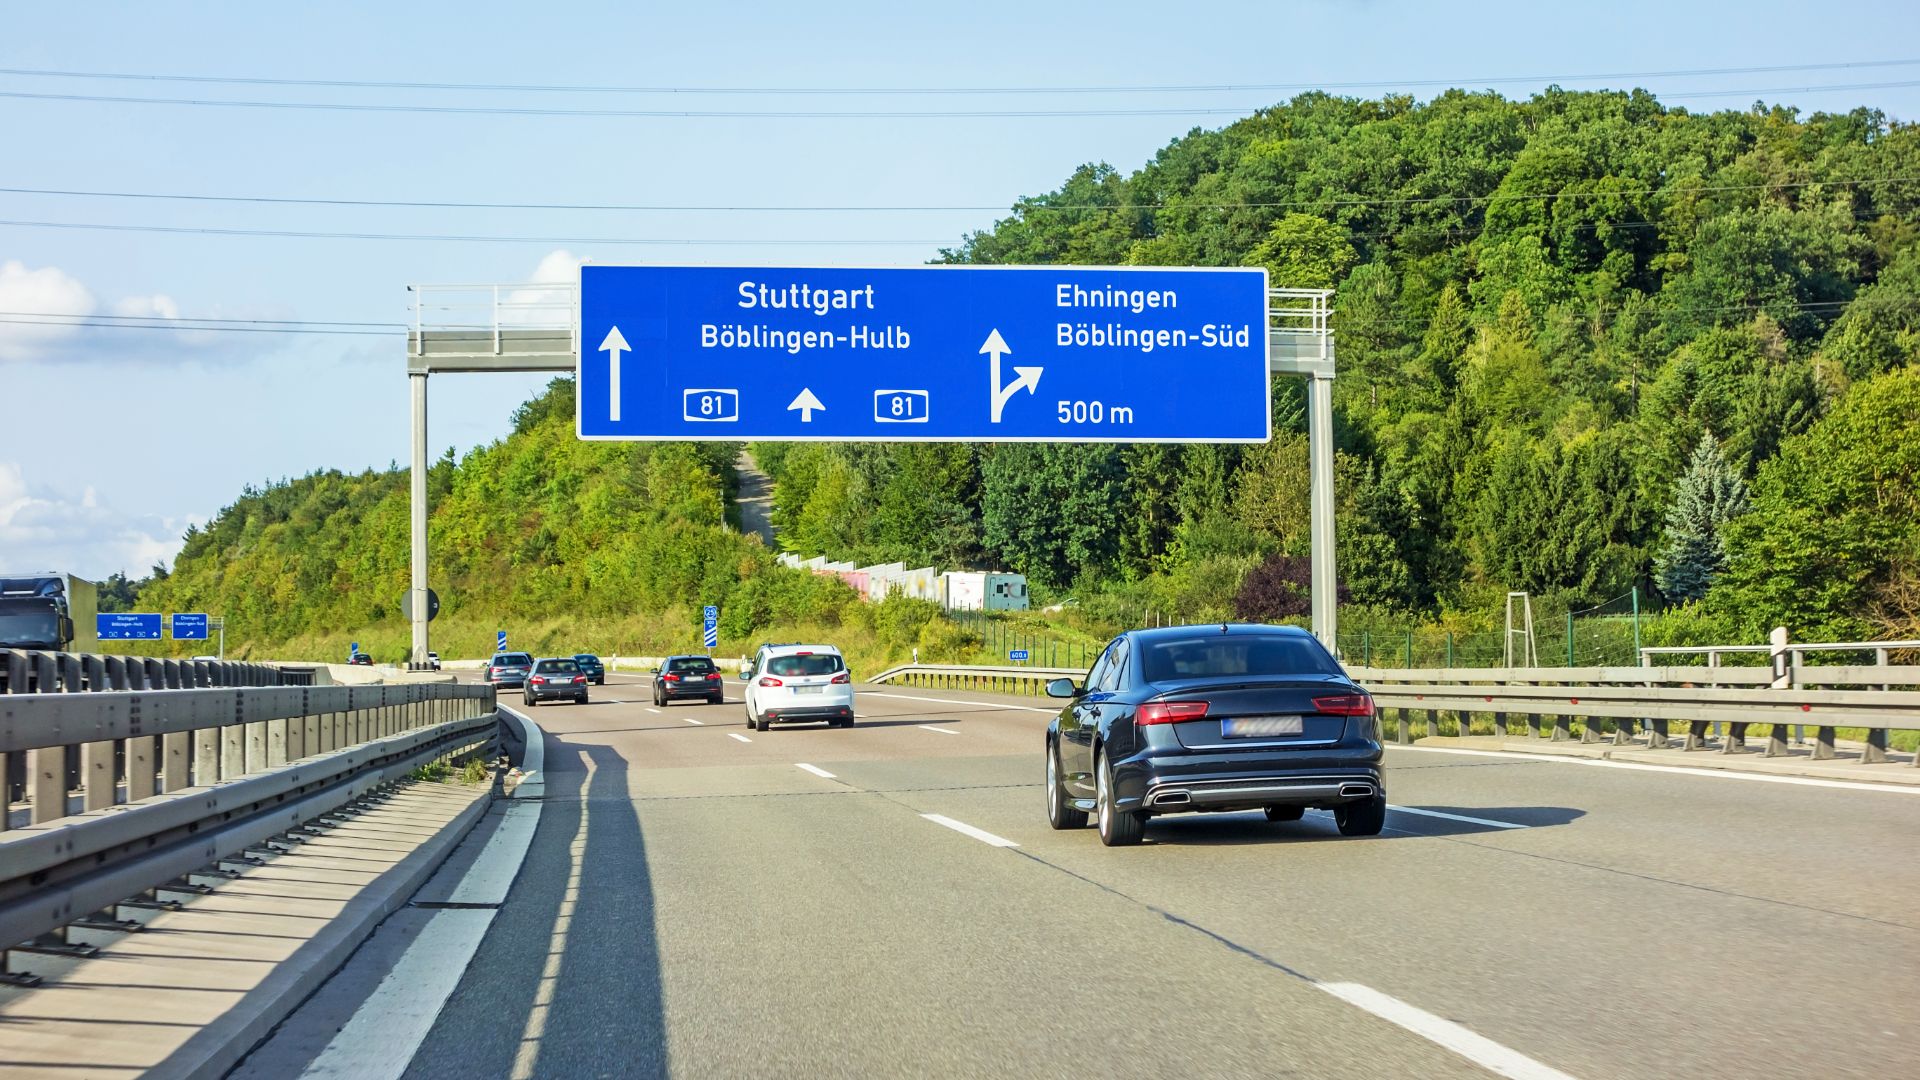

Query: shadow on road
<box><xmin>404</xmin><ymin>737</ymin><xmax>668</xmax><ymax>1080</ymax></box>
<box><xmin>1137</xmin><ymin>805</ymin><xmax>1584</xmax><ymax>846</ymax></box>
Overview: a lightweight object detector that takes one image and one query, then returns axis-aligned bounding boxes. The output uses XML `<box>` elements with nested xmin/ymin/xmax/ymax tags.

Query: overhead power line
<box><xmin>0</xmin><ymin>219</ymin><xmax>944</xmax><ymax>246</ymax></box>
<box><xmin>0</xmin><ymin>175</ymin><xmax>1912</xmax><ymax>215</ymax></box>
<box><xmin>1</xmin><ymin>58</ymin><xmax>1915</xmax><ymax>96</ymax></box>
<box><xmin>2</xmin><ymin>80</ymin><xmax>1918</xmax><ymax>119</ymax></box>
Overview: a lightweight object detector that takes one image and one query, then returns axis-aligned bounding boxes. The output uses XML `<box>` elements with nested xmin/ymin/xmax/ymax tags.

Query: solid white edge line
<box><xmin>1394</xmin><ymin>744</ymin><xmax>1920</xmax><ymax>796</ymax></box>
<box><xmin>1389</xmin><ymin>805</ymin><xmax>1529</xmax><ymax>830</ymax></box>
<box><xmin>1318</xmin><ymin>982</ymin><xmax>1578</xmax><ymax>1080</ymax></box>
<box><xmin>865</xmin><ymin>690</ymin><xmax>1056</xmax><ymax>714</ymax></box>
<box><xmin>729</xmin><ymin>732</ymin><xmax>752</xmax><ymax>743</ymax></box>
<box><xmin>305</xmin><ymin>706</ymin><xmax>548</xmax><ymax>1079</ymax></box>
<box><xmin>682</xmin><ymin>717</ymin><xmax>705</xmax><ymax>725</ymax></box>
<box><xmin>795</xmin><ymin>763</ymin><xmax>836</xmax><ymax>779</ymax></box>
<box><xmin>918</xmin><ymin>724</ymin><xmax>962</xmax><ymax>735</ymax></box>
<box><xmin>920</xmin><ymin>813</ymin><xmax>1019</xmax><ymax>847</ymax></box>
<box><xmin>301</xmin><ymin>909</ymin><xmax>498</xmax><ymax>1080</ymax></box>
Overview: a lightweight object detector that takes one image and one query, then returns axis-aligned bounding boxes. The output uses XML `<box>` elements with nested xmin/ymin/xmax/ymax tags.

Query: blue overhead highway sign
<box><xmin>170</xmin><ymin>613</ymin><xmax>209</xmax><ymax>640</ymax></box>
<box><xmin>99</xmin><ymin>613</ymin><xmax>162</xmax><ymax>640</ymax></box>
<box><xmin>577</xmin><ymin>265</ymin><xmax>1269</xmax><ymax>442</ymax></box>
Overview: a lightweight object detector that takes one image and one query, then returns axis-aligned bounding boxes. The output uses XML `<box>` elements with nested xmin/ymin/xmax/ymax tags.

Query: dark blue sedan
<box><xmin>572</xmin><ymin>653</ymin><xmax>606</xmax><ymax>685</ymax></box>
<box><xmin>1043</xmin><ymin>624</ymin><xmax>1383</xmax><ymax>846</ymax></box>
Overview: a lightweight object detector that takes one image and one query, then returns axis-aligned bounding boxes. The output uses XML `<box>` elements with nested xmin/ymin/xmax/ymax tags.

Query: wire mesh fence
<box><xmin>1336</xmin><ymin>590</ymin><xmax>1646</xmax><ymax>669</ymax></box>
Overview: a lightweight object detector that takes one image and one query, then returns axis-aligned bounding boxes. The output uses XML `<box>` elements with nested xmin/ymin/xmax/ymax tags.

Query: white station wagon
<box><xmin>743</xmin><ymin>643</ymin><xmax>854</xmax><ymax>731</ymax></box>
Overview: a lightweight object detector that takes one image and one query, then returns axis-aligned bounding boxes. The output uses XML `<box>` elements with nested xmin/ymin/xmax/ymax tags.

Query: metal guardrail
<box><xmin>869</xmin><ymin>661</ymin><xmax>1920</xmax><ymax>764</ymax></box>
<box><xmin>869</xmin><ymin>663</ymin><xmax>1081</xmax><ymax>695</ymax></box>
<box><xmin>0</xmin><ymin>657</ymin><xmax>498</xmax><ymax>955</ymax></box>
<box><xmin>1346</xmin><ymin>665</ymin><xmax>1920</xmax><ymax>762</ymax></box>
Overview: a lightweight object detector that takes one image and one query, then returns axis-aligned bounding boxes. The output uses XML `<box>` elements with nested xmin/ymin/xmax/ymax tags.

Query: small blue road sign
<box><xmin>1009</xmin><ymin>649</ymin><xmax>1031</xmax><ymax>662</ymax></box>
<box><xmin>496</xmin><ymin>630</ymin><xmax>508</xmax><ymax>653</ymax></box>
<box><xmin>703</xmin><ymin>605</ymin><xmax>719</xmax><ymax>649</ymax></box>
<box><xmin>351</xmin><ymin>641</ymin><xmax>360</xmax><ymax>656</ymax></box>
<box><xmin>98</xmin><ymin>613</ymin><xmax>163</xmax><ymax>640</ymax></box>
<box><xmin>170</xmin><ymin>613</ymin><xmax>209</xmax><ymax>640</ymax></box>
<box><xmin>577</xmin><ymin>265</ymin><xmax>1269</xmax><ymax>443</ymax></box>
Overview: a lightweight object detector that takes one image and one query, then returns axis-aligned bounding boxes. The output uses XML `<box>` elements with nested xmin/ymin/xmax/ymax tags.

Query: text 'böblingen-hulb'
<box><xmin>700</xmin><ymin>280</ymin><xmax>908</xmax><ymax>355</ymax></box>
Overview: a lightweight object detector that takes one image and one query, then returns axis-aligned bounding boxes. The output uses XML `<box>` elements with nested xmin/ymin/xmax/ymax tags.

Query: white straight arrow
<box><xmin>598</xmin><ymin>326</ymin><xmax>630</xmax><ymax>422</ymax></box>
<box><xmin>787</xmin><ymin>387</ymin><xmax>825</xmax><ymax>422</ymax></box>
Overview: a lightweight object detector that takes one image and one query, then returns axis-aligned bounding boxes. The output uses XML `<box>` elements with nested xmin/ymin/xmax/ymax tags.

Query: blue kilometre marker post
<box><xmin>577</xmin><ymin>266</ymin><xmax>1269</xmax><ymax>442</ymax></box>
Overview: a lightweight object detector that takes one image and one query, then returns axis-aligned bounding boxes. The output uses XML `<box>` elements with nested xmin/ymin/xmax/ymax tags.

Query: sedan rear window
<box><xmin>1140</xmin><ymin>635</ymin><xmax>1341</xmax><ymax>682</ymax></box>
<box><xmin>767</xmin><ymin>653</ymin><xmax>843</xmax><ymax>677</ymax></box>
<box><xmin>534</xmin><ymin>659</ymin><xmax>579</xmax><ymax>674</ymax></box>
<box><xmin>668</xmin><ymin>657</ymin><xmax>716</xmax><ymax>673</ymax></box>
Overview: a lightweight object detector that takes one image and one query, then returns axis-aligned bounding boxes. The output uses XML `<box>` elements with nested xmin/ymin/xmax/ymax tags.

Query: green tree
<box><xmin>1653</xmin><ymin>433</ymin><xmax>1749</xmax><ymax>603</ymax></box>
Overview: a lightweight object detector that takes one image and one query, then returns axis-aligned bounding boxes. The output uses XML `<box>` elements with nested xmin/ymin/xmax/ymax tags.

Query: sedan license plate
<box><xmin>1221</xmin><ymin>715</ymin><xmax>1303</xmax><ymax>738</ymax></box>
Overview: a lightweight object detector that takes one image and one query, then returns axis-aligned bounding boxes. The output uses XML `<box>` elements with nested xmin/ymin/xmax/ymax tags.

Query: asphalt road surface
<box><xmin>382</xmin><ymin>672</ymin><xmax>1919</xmax><ymax>1079</ymax></box>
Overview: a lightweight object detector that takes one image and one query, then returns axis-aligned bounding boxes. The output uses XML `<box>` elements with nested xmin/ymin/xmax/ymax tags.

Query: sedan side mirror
<box><xmin>1045</xmin><ymin>677</ymin><xmax>1082</xmax><ymax>699</ymax></box>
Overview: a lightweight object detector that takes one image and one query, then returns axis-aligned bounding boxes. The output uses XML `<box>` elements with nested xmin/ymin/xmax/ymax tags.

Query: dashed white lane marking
<box><xmin>864</xmin><ymin>691</ymin><xmax>1056</xmax><ymax>714</ymax></box>
<box><xmin>918</xmin><ymin>724</ymin><xmax>962</xmax><ymax>735</ymax></box>
<box><xmin>682</xmin><ymin>717</ymin><xmax>705</xmax><ymax>725</ymax></box>
<box><xmin>795</xmin><ymin>763</ymin><xmax>836</xmax><ymax>779</ymax></box>
<box><xmin>920</xmin><ymin>813</ymin><xmax>1019</xmax><ymax>847</ymax></box>
<box><xmin>1395</xmin><ymin>744</ymin><xmax>1920</xmax><ymax>796</ymax></box>
<box><xmin>729</xmin><ymin>733</ymin><xmax>752</xmax><ymax>743</ymax></box>
<box><xmin>644</xmin><ymin>707</ymin><xmax>662</xmax><ymax>714</ymax></box>
<box><xmin>1388</xmin><ymin>806</ymin><xmax>1529</xmax><ymax>830</ymax></box>
<box><xmin>1317</xmin><ymin>982</ymin><xmax>1578</xmax><ymax>1080</ymax></box>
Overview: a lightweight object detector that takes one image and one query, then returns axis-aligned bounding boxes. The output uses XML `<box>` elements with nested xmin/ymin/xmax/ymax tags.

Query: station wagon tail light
<box><xmin>663</xmin><ymin>673</ymin><xmax>680</xmax><ymax>682</ymax></box>
<box><xmin>572</xmin><ymin>676</ymin><xmax>586</xmax><ymax>684</ymax></box>
<box><xmin>1313</xmin><ymin>694</ymin><xmax>1375</xmax><ymax>717</ymax></box>
<box><xmin>830</xmin><ymin>671</ymin><xmax>851</xmax><ymax>684</ymax></box>
<box><xmin>1138</xmin><ymin>701</ymin><xmax>1209</xmax><ymax>726</ymax></box>
<box><xmin>530</xmin><ymin>676</ymin><xmax>546</xmax><ymax>685</ymax></box>
<box><xmin>759</xmin><ymin>676</ymin><xmax>784</xmax><ymax>687</ymax></box>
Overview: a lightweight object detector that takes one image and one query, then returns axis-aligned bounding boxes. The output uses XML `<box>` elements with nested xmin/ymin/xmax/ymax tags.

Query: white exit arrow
<box><xmin>599</xmin><ymin>326</ymin><xmax>630</xmax><ymax>422</ymax></box>
<box><xmin>982</xmin><ymin>329</ymin><xmax>1042</xmax><ymax>423</ymax></box>
<box><xmin>787</xmin><ymin>387</ymin><xmax>825</xmax><ymax>422</ymax></box>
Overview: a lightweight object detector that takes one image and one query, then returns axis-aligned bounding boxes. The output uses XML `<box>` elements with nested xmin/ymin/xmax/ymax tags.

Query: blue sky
<box><xmin>2</xmin><ymin>1</ymin><xmax>1917</xmax><ymax>579</ymax></box>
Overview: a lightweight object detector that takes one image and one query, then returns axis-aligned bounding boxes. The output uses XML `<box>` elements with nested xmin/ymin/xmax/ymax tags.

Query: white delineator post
<box><xmin>410</xmin><ymin>372</ymin><xmax>430</xmax><ymax>668</ymax></box>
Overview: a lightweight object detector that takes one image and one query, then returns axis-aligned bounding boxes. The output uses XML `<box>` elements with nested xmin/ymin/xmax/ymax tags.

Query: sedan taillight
<box><xmin>572</xmin><ymin>676</ymin><xmax>586</xmax><ymax>684</ymax></box>
<box><xmin>1313</xmin><ymin>694</ymin><xmax>1375</xmax><ymax>717</ymax></box>
<box><xmin>530</xmin><ymin>676</ymin><xmax>546</xmax><ymax>685</ymax></box>
<box><xmin>758</xmin><ymin>676</ymin><xmax>783</xmax><ymax>687</ymax></box>
<box><xmin>830</xmin><ymin>671</ymin><xmax>850</xmax><ymax>684</ymax></box>
<box><xmin>1137</xmin><ymin>701</ymin><xmax>1209</xmax><ymax>725</ymax></box>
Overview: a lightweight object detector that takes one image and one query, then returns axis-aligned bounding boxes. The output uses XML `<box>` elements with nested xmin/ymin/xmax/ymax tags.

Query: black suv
<box><xmin>652</xmin><ymin>654</ymin><xmax>724</xmax><ymax>706</ymax></box>
<box><xmin>1043</xmin><ymin>624</ymin><xmax>1383</xmax><ymax>847</ymax></box>
<box><xmin>486</xmin><ymin>652</ymin><xmax>535</xmax><ymax>690</ymax></box>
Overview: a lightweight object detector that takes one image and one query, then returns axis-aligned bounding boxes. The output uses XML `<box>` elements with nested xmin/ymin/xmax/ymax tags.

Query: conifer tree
<box><xmin>1654</xmin><ymin>433</ymin><xmax>1748</xmax><ymax>602</ymax></box>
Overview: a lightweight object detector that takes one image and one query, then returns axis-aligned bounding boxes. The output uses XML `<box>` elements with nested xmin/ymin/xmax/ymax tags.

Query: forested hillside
<box><xmin>765</xmin><ymin>88</ymin><xmax>1920</xmax><ymax>643</ymax></box>
<box><xmin>139</xmin><ymin>88</ymin><xmax>1920</xmax><ymax>659</ymax></box>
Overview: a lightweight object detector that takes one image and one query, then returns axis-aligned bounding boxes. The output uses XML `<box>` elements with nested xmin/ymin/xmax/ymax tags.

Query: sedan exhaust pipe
<box><xmin>1149</xmin><ymin>790</ymin><xmax>1191</xmax><ymax>807</ymax></box>
<box><xmin>1338</xmin><ymin>783</ymin><xmax>1375</xmax><ymax>799</ymax></box>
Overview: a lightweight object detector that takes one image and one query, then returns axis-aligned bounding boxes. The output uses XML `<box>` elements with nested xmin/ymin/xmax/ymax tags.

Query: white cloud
<box><xmin>111</xmin><ymin>293</ymin><xmax>182</xmax><ymax>320</ymax></box>
<box><xmin>0</xmin><ymin>260</ymin><xmax>96</xmax><ymax>362</ymax></box>
<box><xmin>499</xmin><ymin>249</ymin><xmax>583</xmax><ymax>327</ymax></box>
<box><xmin>0</xmin><ymin>461</ymin><xmax>193</xmax><ymax>580</ymax></box>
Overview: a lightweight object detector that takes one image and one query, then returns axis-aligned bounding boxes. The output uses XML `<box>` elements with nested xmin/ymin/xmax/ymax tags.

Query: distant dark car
<box><xmin>486</xmin><ymin>652</ymin><xmax>535</xmax><ymax>690</ymax></box>
<box><xmin>652</xmin><ymin>654</ymin><xmax>725</xmax><ymax>706</ymax></box>
<box><xmin>524</xmin><ymin>657</ymin><xmax>589</xmax><ymax>706</ymax></box>
<box><xmin>1043</xmin><ymin>624</ymin><xmax>1383</xmax><ymax>847</ymax></box>
<box><xmin>348</xmin><ymin>653</ymin><xmax>374</xmax><ymax>666</ymax></box>
<box><xmin>573</xmin><ymin>653</ymin><xmax>606</xmax><ymax>685</ymax></box>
